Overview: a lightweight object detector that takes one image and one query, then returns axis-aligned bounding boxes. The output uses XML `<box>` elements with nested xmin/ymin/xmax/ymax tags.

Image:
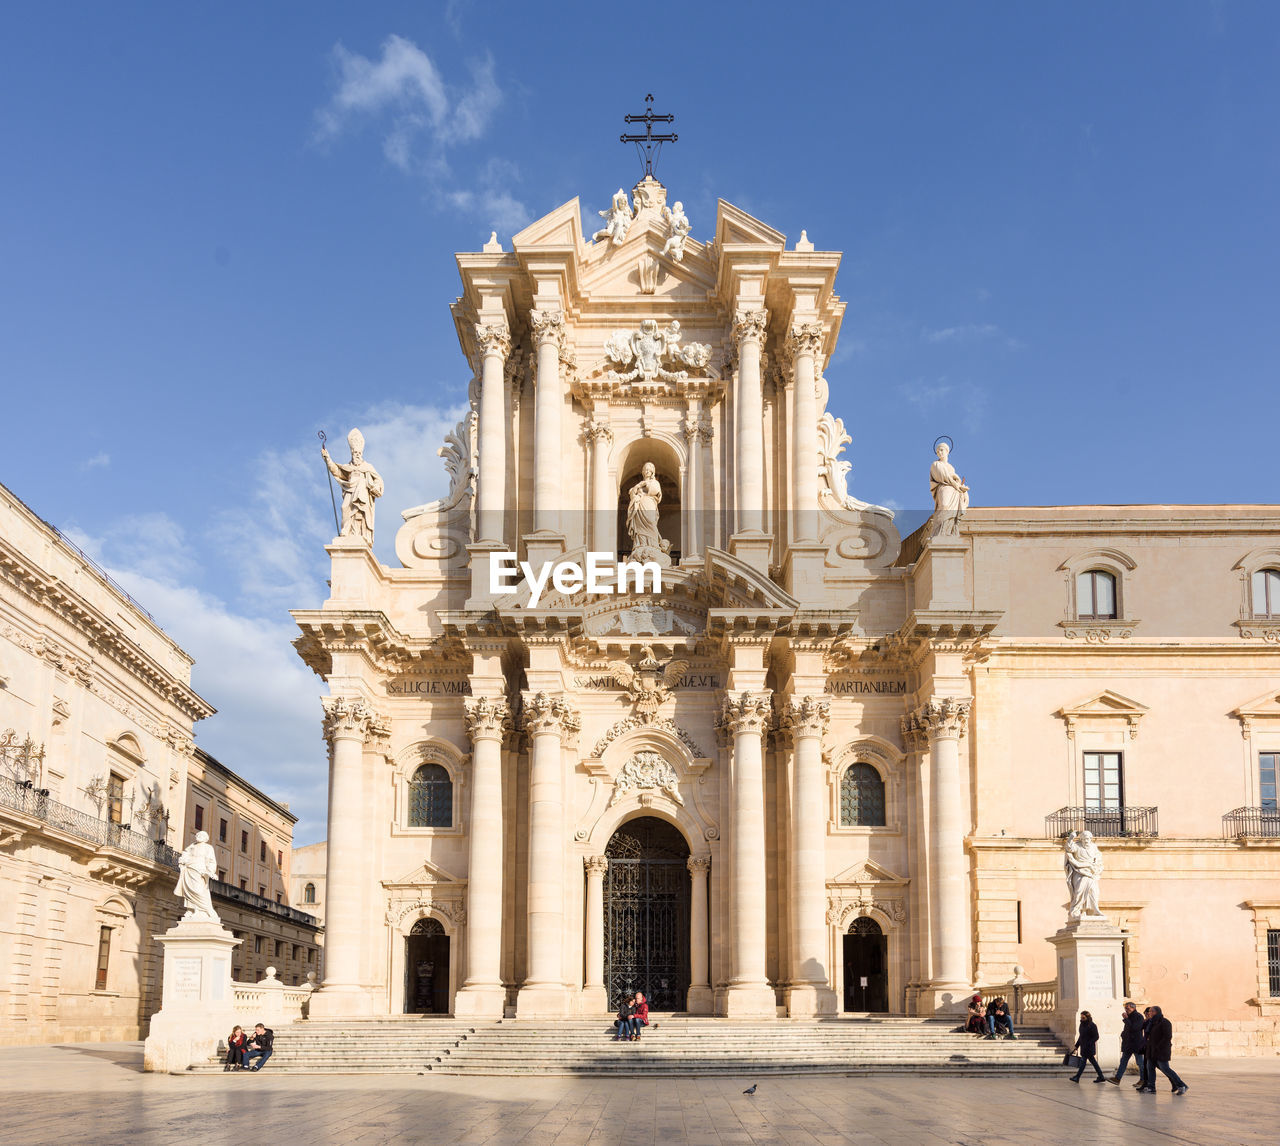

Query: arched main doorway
<box><xmin>843</xmin><ymin>916</ymin><xmax>889</xmax><ymax>1013</ymax></box>
<box><xmin>404</xmin><ymin>917</ymin><xmax>450</xmax><ymax>1014</ymax></box>
<box><xmin>604</xmin><ymin>817</ymin><xmax>690</xmax><ymax>1012</ymax></box>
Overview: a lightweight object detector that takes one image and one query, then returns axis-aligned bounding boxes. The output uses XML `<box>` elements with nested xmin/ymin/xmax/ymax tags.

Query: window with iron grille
<box><xmin>408</xmin><ymin>763</ymin><xmax>453</xmax><ymax>828</ymax></box>
<box><xmin>1269</xmin><ymin>930</ymin><xmax>1280</xmax><ymax>997</ymax></box>
<box><xmin>1076</xmin><ymin>570</ymin><xmax>1118</xmax><ymax>619</ymax></box>
<box><xmin>1261</xmin><ymin>754</ymin><xmax>1278</xmax><ymax>812</ymax></box>
<box><xmin>840</xmin><ymin>762</ymin><xmax>886</xmax><ymax>827</ymax></box>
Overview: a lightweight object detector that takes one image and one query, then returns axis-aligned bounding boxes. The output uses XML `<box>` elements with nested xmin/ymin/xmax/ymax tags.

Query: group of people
<box><xmin>612</xmin><ymin>992</ymin><xmax>652</xmax><ymax>1042</ymax></box>
<box><xmin>223</xmin><ymin>1023</ymin><xmax>274</xmax><ymax>1071</ymax></box>
<box><xmin>1069</xmin><ymin>1002</ymin><xmax>1189</xmax><ymax>1096</ymax></box>
<box><xmin>964</xmin><ymin>994</ymin><xmax>1018</xmax><ymax>1040</ymax></box>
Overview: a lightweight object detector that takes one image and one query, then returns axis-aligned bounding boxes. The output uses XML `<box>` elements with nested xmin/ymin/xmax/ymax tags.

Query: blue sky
<box><xmin>2</xmin><ymin>2</ymin><xmax>1277</xmax><ymax>843</ymax></box>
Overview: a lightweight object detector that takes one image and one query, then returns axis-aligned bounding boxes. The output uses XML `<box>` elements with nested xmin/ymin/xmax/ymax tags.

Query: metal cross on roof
<box><xmin>620</xmin><ymin>94</ymin><xmax>677</xmax><ymax>179</ymax></box>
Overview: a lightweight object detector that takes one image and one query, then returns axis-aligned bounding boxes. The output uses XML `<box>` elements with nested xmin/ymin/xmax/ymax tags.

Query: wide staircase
<box><xmin>193</xmin><ymin>1015</ymin><xmax>1066</xmax><ymax>1076</ymax></box>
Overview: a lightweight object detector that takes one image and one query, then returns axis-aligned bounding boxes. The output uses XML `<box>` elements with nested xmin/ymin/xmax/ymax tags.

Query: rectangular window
<box><xmin>277</xmin><ymin>849</ymin><xmax>284</xmax><ymax>867</ymax></box>
<box><xmin>1083</xmin><ymin>752</ymin><xmax>1124</xmax><ymax>811</ymax></box>
<box><xmin>1016</xmin><ymin>900</ymin><xmax>1023</xmax><ymax>945</ymax></box>
<box><xmin>292</xmin><ymin>944</ymin><xmax>299</xmax><ymax>960</ymax></box>
<box><xmin>260</xmin><ymin>840</ymin><xmax>267</xmax><ymax>863</ymax></box>
<box><xmin>194</xmin><ymin>804</ymin><xmax>204</xmax><ymax>832</ymax></box>
<box><xmin>239</xmin><ymin>878</ymin><xmax>247</xmax><ymax>891</ymax></box>
<box><xmin>1269</xmin><ymin>930</ymin><xmax>1280</xmax><ymax>998</ymax></box>
<box><xmin>276</xmin><ymin>892</ymin><xmax>282</xmax><ymax>904</ymax></box>
<box><xmin>254</xmin><ymin>936</ymin><xmax>263</xmax><ymax>954</ymax></box>
<box><xmin>95</xmin><ymin>926</ymin><xmax>111</xmax><ymax>991</ymax></box>
<box><xmin>308</xmin><ymin>949</ymin><xmax>315</xmax><ymax>963</ymax></box>
<box><xmin>1261</xmin><ymin>754</ymin><xmax>1278</xmax><ymax>811</ymax></box>
<box><xmin>275</xmin><ymin>940</ymin><xmax>283</xmax><ymax>957</ymax></box>
<box><xmin>107</xmin><ymin>773</ymin><xmax>125</xmax><ymax>825</ymax></box>
<box><xmin>219</xmin><ymin>818</ymin><xmax>228</xmax><ymax>843</ymax></box>
<box><xmin>240</xmin><ymin>830</ymin><xmax>248</xmax><ymax>853</ymax></box>
<box><xmin>217</xmin><ymin>870</ymin><xmax>226</xmax><ymax>883</ymax></box>
<box><xmin>258</xmin><ymin>885</ymin><xmax>266</xmax><ymax>897</ymax></box>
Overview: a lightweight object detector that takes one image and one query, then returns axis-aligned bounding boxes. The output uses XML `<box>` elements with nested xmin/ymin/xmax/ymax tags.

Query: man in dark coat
<box><xmin>1069</xmin><ymin>1010</ymin><xmax>1107</xmax><ymax>1083</ymax></box>
<box><xmin>1109</xmin><ymin>1001</ymin><xmax>1146</xmax><ymax>1084</ymax></box>
<box><xmin>244</xmin><ymin>1023</ymin><xmax>274</xmax><ymax>1072</ymax></box>
<box><xmin>1139</xmin><ymin>1006</ymin><xmax>1188</xmax><ymax>1095</ymax></box>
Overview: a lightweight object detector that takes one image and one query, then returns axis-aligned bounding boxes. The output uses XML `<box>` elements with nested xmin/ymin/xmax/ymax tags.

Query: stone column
<box><xmin>686</xmin><ymin>855</ymin><xmax>712</xmax><ymax>1013</ymax></box>
<box><xmin>720</xmin><ymin>690</ymin><xmax>776</xmax><ymax>1017</ymax></box>
<box><xmin>787</xmin><ymin>322</ymin><xmax>823</xmax><ymax>544</ymax></box>
<box><xmin>733</xmin><ymin>309</ymin><xmax>767</xmax><ymax>536</ymax></box>
<box><xmin>587</xmin><ymin>417</ymin><xmax>614</xmax><ymax>553</ymax></box>
<box><xmin>474</xmin><ymin>321</ymin><xmax>511</xmax><ymax>545</ymax></box>
<box><xmin>783</xmin><ymin>695</ymin><xmax>838</xmax><ymax>1015</ymax></box>
<box><xmin>517</xmin><ymin>691</ymin><xmax>579</xmax><ymax>1017</ymax></box>
<box><xmin>455</xmin><ymin>697</ymin><xmax>510</xmax><ymax>1017</ymax></box>
<box><xmin>582</xmin><ymin>855</ymin><xmax>609</xmax><ymax>1012</ymax></box>
<box><xmin>531</xmin><ymin>308</ymin><xmax>565</xmax><ymax>537</ymax></box>
<box><xmin>684</xmin><ymin>404</ymin><xmax>709</xmax><ymax>560</ymax></box>
<box><xmin>311</xmin><ymin>697</ymin><xmax>387</xmax><ymax>1017</ymax></box>
<box><xmin>903</xmin><ymin>697</ymin><xmax>972</xmax><ymax>1006</ymax></box>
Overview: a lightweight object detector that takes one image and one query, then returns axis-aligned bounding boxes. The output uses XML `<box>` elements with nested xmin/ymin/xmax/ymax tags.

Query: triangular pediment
<box><xmin>1058</xmin><ymin>689</ymin><xmax>1149</xmax><ymax>722</ymax></box>
<box><xmin>714</xmin><ymin>199</ymin><xmax>786</xmax><ymax>248</ymax></box>
<box><xmin>1232</xmin><ymin>689</ymin><xmax>1280</xmax><ymax>720</ymax></box>
<box><xmin>578</xmin><ymin>225</ymin><xmax>717</xmax><ymax>303</ymax></box>
<box><xmin>511</xmin><ymin>198</ymin><xmax>586</xmax><ymax>254</ymax></box>
<box><xmin>383</xmin><ymin>859</ymin><xmax>461</xmax><ymax>890</ymax></box>
<box><xmin>830</xmin><ymin>858</ymin><xmax>908</xmax><ymax>888</ymax></box>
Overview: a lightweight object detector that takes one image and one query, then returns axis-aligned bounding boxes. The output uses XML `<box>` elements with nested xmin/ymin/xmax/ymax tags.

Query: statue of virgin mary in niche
<box><xmin>625</xmin><ymin>463</ymin><xmax>672</xmax><ymax>568</ymax></box>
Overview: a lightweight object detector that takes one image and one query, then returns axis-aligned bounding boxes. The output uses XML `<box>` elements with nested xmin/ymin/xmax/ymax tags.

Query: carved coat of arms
<box><xmin>610</xmin><ymin>646</ymin><xmax>688</xmax><ymax>721</ymax></box>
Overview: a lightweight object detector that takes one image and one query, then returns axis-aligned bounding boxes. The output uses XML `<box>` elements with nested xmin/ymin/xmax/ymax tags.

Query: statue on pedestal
<box><xmin>174</xmin><ymin>830</ymin><xmax>220</xmax><ymax>923</ymax></box>
<box><xmin>593</xmin><ymin>189</ymin><xmax>634</xmax><ymax>246</ymax></box>
<box><xmin>625</xmin><ymin>463</ymin><xmax>672</xmax><ymax>568</ymax></box>
<box><xmin>1064</xmin><ymin>830</ymin><xmax>1104</xmax><ymax>920</ymax></box>
<box><xmin>929</xmin><ymin>439</ymin><xmax>970</xmax><ymax>537</ymax></box>
<box><xmin>322</xmin><ymin>427</ymin><xmax>384</xmax><ymax>545</ymax></box>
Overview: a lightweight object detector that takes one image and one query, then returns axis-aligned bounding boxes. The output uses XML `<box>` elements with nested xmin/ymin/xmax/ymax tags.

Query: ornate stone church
<box><xmin>292</xmin><ymin>172</ymin><xmax>1280</xmax><ymax>1050</ymax></box>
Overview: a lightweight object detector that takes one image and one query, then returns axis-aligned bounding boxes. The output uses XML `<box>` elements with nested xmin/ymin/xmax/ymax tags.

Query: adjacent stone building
<box><xmin>0</xmin><ymin>480</ymin><xmax>212</xmax><ymax>1044</ymax></box>
<box><xmin>292</xmin><ymin>177</ymin><xmax>1280</xmax><ymax>1052</ymax></box>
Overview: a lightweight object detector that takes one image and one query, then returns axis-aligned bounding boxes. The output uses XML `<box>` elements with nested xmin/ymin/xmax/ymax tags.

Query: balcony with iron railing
<box><xmin>0</xmin><ymin>773</ymin><xmax>180</xmax><ymax>867</ymax></box>
<box><xmin>1223</xmin><ymin>807</ymin><xmax>1280</xmax><ymax>839</ymax></box>
<box><xmin>210</xmin><ymin>879</ymin><xmax>319</xmax><ymax>929</ymax></box>
<box><xmin>1045</xmin><ymin>805</ymin><xmax>1159</xmax><ymax>839</ymax></box>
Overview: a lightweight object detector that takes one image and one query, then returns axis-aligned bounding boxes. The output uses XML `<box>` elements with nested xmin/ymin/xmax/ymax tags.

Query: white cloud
<box><xmin>922</xmin><ymin>322</ymin><xmax>1023</xmax><ymax>351</ymax></box>
<box><xmin>315</xmin><ymin>36</ymin><xmax>528</xmax><ymax>236</ymax></box>
<box><xmin>900</xmin><ymin>376</ymin><xmax>988</xmax><ymax>434</ymax></box>
<box><xmin>82</xmin><ymin>451</ymin><xmax>110</xmax><ymax>470</ymax></box>
<box><xmin>902</xmin><ymin>378</ymin><xmax>954</xmax><ymax>409</ymax></box>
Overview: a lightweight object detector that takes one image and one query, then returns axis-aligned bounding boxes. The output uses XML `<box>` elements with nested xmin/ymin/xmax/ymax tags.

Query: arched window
<box><xmin>408</xmin><ymin>763</ymin><xmax>453</xmax><ymax>828</ymax></box>
<box><xmin>1076</xmin><ymin>570</ymin><xmax>1118</xmax><ymax>620</ymax></box>
<box><xmin>840</xmin><ymin>763</ymin><xmax>886</xmax><ymax>827</ymax></box>
<box><xmin>302</xmin><ymin>883</ymin><xmax>316</xmax><ymax>905</ymax></box>
<box><xmin>1253</xmin><ymin>568</ymin><xmax>1280</xmax><ymax>618</ymax></box>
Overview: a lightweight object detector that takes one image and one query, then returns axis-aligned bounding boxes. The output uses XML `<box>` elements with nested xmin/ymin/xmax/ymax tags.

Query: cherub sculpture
<box><xmin>592</xmin><ymin>188</ymin><xmax>633</xmax><ymax>245</ymax></box>
<box><xmin>660</xmin><ymin>200</ymin><xmax>691</xmax><ymax>261</ymax></box>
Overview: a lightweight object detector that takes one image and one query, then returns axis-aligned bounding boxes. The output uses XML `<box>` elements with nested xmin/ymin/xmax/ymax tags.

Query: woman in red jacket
<box><xmin>626</xmin><ymin>992</ymin><xmax>650</xmax><ymax>1042</ymax></box>
<box><xmin>224</xmin><ymin>1025</ymin><xmax>247</xmax><ymax>1071</ymax></box>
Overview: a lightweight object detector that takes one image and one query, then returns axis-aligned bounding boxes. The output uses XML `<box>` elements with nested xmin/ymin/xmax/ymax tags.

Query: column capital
<box><xmin>733</xmin><ymin>307</ymin><xmax>768</xmax><ymax>347</ymax></box>
<box><xmin>782</xmin><ymin>694</ymin><xmax>830</xmax><ymax>739</ymax></box>
<box><xmin>530</xmin><ymin>307</ymin><xmax>565</xmax><ymax>349</ymax></box>
<box><xmin>474</xmin><ymin>321</ymin><xmax>511</xmax><ymax>359</ymax></box>
<box><xmin>901</xmin><ymin>696</ymin><xmax>971</xmax><ymax>746</ymax></box>
<box><xmin>584</xmin><ymin>855</ymin><xmax>609</xmax><ymax>876</ymax></box>
<box><xmin>585</xmin><ymin>416</ymin><xmax>614</xmax><ymax>444</ymax></box>
<box><xmin>687</xmin><ymin>854</ymin><xmax>712</xmax><ymax>876</ymax></box>
<box><xmin>787</xmin><ymin>320</ymin><xmax>824</xmax><ymax>359</ymax></box>
<box><xmin>321</xmin><ymin>696</ymin><xmax>390</xmax><ymax>743</ymax></box>
<box><xmin>464</xmin><ymin>696</ymin><xmax>511</xmax><ymax>742</ymax></box>
<box><xmin>521</xmin><ymin>691</ymin><xmax>581</xmax><ymax>737</ymax></box>
<box><xmin>719</xmin><ymin>690</ymin><xmax>772</xmax><ymax>735</ymax></box>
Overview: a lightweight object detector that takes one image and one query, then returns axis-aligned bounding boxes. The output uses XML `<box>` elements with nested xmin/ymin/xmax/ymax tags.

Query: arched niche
<box><xmin>614</xmin><ymin>437</ymin><xmax>683</xmax><ymax>561</ymax></box>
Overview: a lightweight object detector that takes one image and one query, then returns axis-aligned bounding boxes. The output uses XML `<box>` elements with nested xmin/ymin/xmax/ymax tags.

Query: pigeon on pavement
<box><xmin>743</xmin><ymin>1084</ymin><xmax>757</xmax><ymax>1095</ymax></box>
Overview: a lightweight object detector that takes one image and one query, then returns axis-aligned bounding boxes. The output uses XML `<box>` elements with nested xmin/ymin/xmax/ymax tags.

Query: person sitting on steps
<box><xmin>626</xmin><ymin>992</ymin><xmax>650</xmax><ymax>1042</ymax></box>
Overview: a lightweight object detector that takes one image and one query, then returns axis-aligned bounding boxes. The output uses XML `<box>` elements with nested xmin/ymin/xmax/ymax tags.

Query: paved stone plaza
<box><xmin>1</xmin><ymin>1042</ymin><xmax>1276</xmax><ymax>1145</ymax></box>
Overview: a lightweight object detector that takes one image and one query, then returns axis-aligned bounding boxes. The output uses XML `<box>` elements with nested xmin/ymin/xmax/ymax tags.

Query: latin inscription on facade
<box><xmin>572</xmin><ymin>673</ymin><xmax>721</xmax><ymax>690</ymax></box>
<box><xmin>386</xmin><ymin>678</ymin><xmax>473</xmax><ymax>697</ymax></box>
<box><xmin>825</xmin><ymin>678</ymin><xmax>907</xmax><ymax>696</ymax></box>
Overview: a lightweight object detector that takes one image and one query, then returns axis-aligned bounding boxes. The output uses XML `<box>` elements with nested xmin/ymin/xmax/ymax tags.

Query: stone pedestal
<box><xmin>1049</xmin><ymin>918</ymin><xmax>1128</xmax><ymax>1050</ymax></box>
<box><xmin>143</xmin><ymin>920</ymin><xmax>240</xmax><ymax>1074</ymax></box>
<box><xmin>915</xmin><ymin>535</ymin><xmax>967</xmax><ymax>609</ymax></box>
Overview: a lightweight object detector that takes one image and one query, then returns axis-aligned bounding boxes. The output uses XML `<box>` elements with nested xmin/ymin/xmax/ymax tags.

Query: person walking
<box><xmin>1139</xmin><ymin>1005</ymin><xmax>1189</xmax><ymax>1096</ymax></box>
<box><xmin>1069</xmin><ymin>1010</ymin><xmax>1107</xmax><ymax>1083</ymax></box>
<box><xmin>1109</xmin><ymin>1002</ymin><xmax>1145</xmax><ymax>1085</ymax></box>
<box><xmin>1136</xmin><ymin>1006</ymin><xmax>1156</xmax><ymax>1089</ymax></box>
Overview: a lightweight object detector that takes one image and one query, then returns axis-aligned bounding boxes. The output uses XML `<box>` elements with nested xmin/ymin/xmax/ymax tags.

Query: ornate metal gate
<box><xmin>604</xmin><ymin>817</ymin><xmax>690</xmax><ymax>1012</ymax></box>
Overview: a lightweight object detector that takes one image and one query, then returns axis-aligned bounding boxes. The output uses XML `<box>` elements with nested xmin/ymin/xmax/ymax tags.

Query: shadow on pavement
<box><xmin>53</xmin><ymin>1042</ymin><xmax>145</xmax><ymax>1074</ymax></box>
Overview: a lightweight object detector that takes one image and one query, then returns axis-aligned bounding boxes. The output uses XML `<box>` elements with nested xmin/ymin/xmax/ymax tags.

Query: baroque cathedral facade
<box><xmin>293</xmin><ymin>176</ymin><xmax>1280</xmax><ymax>1051</ymax></box>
